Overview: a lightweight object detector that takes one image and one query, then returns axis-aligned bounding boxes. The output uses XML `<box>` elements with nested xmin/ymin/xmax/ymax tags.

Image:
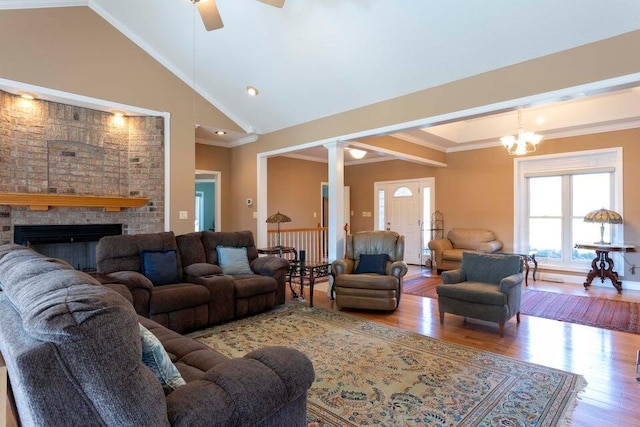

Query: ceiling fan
<box><xmin>191</xmin><ymin>0</ymin><xmax>285</xmax><ymax>31</ymax></box>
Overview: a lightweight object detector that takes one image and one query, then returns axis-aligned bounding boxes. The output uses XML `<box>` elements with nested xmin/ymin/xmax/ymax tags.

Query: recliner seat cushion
<box><xmin>335</xmin><ymin>273</ymin><xmax>398</xmax><ymax>290</ymax></box>
<box><xmin>232</xmin><ymin>275</ymin><xmax>278</xmax><ymax>298</ymax></box>
<box><xmin>149</xmin><ymin>283</ymin><xmax>211</xmax><ymax>314</ymax></box>
<box><xmin>436</xmin><ymin>282</ymin><xmax>507</xmax><ymax>305</ymax></box>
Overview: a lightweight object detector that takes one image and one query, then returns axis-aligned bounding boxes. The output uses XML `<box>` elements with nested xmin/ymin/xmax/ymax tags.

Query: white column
<box><xmin>256</xmin><ymin>154</ymin><xmax>268</xmax><ymax>248</ymax></box>
<box><xmin>323</xmin><ymin>141</ymin><xmax>347</xmax><ymax>262</ymax></box>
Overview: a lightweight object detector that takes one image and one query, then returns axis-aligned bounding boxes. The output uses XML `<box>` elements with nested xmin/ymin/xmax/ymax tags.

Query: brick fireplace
<box><xmin>0</xmin><ymin>89</ymin><xmax>165</xmax><ymax>264</ymax></box>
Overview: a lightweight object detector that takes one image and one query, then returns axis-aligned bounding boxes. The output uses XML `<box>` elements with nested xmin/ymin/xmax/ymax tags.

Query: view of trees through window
<box><xmin>527</xmin><ymin>172</ymin><xmax>612</xmax><ymax>263</ymax></box>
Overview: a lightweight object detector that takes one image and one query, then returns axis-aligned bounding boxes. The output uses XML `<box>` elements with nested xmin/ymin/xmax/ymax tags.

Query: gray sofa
<box><xmin>96</xmin><ymin>230</ymin><xmax>289</xmax><ymax>333</ymax></box>
<box><xmin>0</xmin><ymin>244</ymin><xmax>314</xmax><ymax>426</ymax></box>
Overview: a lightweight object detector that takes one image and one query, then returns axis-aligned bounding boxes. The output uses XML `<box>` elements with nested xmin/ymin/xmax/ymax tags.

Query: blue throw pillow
<box><xmin>139</xmin><ymin>324</ymin><xmax>186</xmax><ymax>395</ymax></box>
<box><xmin>355</xmin><ymin>253</ymin><xmax>389</xmax><ymax>274</ymax></box>
<box><xmin>141</xmin><ymin>250</ymin><xmax>179</xmax><ymax>285</ymax></box>
<box><xmin>216</xmin><ymin>246</ymin><xmax>254</xmax><ymax>275</ymax></box>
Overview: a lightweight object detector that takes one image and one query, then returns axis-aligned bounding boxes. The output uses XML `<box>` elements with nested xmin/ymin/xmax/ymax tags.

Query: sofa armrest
<box><xmin>103</xmin><ymin>271</ymin><xmax>153</xmax><ymax>316</ymax></box>
<box><xmin>428</xmin><ymin>238</ymin><xmax>453</xmax><ymax>267</ymax></box>
<box><xmin>477</xmin><ymin>240</ymin><xmax>503</xmax><ymax>254</ymax></box>
<box><xmin>251</xmin><ymin>256</ymin><xmax>290</xmax><ymax>277</ymax></box>
<box><xmin>388</xmin><ymin>261</ymin><xmax>408</xmax><ymax>278</ymax></box>
<box><xmin>441</xmin><ymin>268</ymin><xmax>466</xmax><ymax>284</ymax></box>
<box><xmin>499</xmin><ymin>272</ymin><xmax>524</xmax><ymax>293</ymax></box>
<box><xmin>331</xmin><ymin>259</ymin><xmax>354</xmax><ymax>276</ymax></box>
<box><xmin>165</xmin><ymin>346</ymin><xmax>314</xmax><ymax>426</ymax></box>
<box><xmin>183</xmin><ymin>263</ymin><xmax>223</xmax><ymax>277</ymax></box>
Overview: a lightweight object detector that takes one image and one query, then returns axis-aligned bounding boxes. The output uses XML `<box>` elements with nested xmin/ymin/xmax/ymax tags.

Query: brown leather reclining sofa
<box><xmin>96</xmin><ymin>230</ymin><xmax>289</xmax><ymax>333</ymax></box>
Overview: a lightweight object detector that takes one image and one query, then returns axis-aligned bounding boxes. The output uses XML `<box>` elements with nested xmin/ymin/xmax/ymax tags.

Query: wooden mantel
<box><xmin>0</xmin><ymin>192</ymin><xmax>149</xmax><ymax>212</ymax></box>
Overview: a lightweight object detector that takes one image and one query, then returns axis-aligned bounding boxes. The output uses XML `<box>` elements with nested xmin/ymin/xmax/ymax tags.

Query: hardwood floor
<box><xmin>303</xmin><ymin>269</ymin><xmax>640</xmax><ymax>426</ymax></box>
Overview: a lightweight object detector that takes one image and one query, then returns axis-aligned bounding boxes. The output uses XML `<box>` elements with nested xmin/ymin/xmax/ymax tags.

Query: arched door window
<box><xmin>393</xmin><ymin>186</ymin><xmax>413</xmax><ymax>197</ymax></box>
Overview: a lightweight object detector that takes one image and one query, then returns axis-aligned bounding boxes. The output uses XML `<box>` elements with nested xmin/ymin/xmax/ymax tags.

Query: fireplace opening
<box><xmin>14</xmin><ymin>224</ymin><xmax>123</xmax><ymax>272</ymax></box>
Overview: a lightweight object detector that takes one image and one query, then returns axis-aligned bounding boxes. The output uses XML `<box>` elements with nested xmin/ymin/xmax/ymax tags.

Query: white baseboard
<box><xmin>537</xmin><ymin>272</ymin><xmax>640</xmax><ymax>292</ymax></box>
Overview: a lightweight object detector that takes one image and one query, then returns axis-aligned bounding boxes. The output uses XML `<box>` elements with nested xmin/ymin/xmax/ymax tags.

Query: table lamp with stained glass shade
<box><xmin>583</xmin><ymin>208</ymin><xmax>623</xmax><ymax>244</ymax></box>
<box><xmin>266</xmin><ymin>211</ymin><xmax>292</xmax><ymax>248</ymax></box>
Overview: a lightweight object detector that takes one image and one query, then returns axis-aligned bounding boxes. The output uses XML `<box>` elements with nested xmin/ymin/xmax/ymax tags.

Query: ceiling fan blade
<box><xmin>196</xmin><ymin>0</ymin><xmax>223</xmax><ymax>31</ymax></box>
<box><xmin>256</xmin><ymin>0</ymin><xmax>285</xmax><ymax>8</ymax></box>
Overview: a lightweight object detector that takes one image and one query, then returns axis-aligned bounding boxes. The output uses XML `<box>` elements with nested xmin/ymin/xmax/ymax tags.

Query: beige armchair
<box><xmin>331</xmin><ymin>231</ymin><xmax>408</xmax><ymax>311</ymax></box>
<box><xmin>428</xmin><ymin>228</ymin><xmax>502</xmax><ymax>274</ymax></box>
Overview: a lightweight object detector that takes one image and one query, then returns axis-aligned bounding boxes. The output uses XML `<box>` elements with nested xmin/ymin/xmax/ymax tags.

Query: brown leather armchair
<box><xmin>331</xmin><ymin>231</ymin><xmax>408</xmax><ymax>311</ymax></box>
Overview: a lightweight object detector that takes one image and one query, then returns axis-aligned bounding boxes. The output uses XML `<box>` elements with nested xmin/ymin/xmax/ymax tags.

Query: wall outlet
<box><xmin>252</xmin><ymin>211</ymin><xmax>258</xmax><ymax>219</ymax></box>
<box><xmin>179</xmin><ymin>211</ymin><xmax>188</xmax><ymax>220</ymax></box>
<box><xmin>313</xmin><ymin>212</ymin><xmax>317</xmax><ymax>218</ymax></box>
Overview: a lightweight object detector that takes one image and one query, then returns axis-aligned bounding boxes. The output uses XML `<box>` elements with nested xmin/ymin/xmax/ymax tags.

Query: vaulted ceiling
<box><xmin>3</xmin><ymin>0</ymin><xmax>640</xmax><ymax>156</ymax></box>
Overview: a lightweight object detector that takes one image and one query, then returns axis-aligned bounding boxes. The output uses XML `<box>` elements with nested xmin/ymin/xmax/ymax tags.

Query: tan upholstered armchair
<box><xmin>331</xmin><ymin>231</ymin><xmax>408</xmax><ymax>311</ymax></box>
<box><xmin>428</xmin><ymin>228</ymin><xmax>502</xmax><ymax>274</ymax></box>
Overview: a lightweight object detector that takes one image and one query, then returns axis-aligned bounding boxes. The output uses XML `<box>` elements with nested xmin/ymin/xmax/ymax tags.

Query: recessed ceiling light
<box><xmin>112</xmin><ymin>110</ymin><xmax>125</xmax><ymax>117</ymax></box>
<box><xmin>215</xmin><ymin>130</ymin><xmax>227</xmax><ymax>135</ymax></box>
<box><xmin>246</xmin><ymin>86</ymin><xmax>259</xmax><ymax>96</ymax></box>
<box><xmin>19</xmin><ymin>92</ymin><xmax>35</xmax><ymax>100</ymax></box>
<box><xmin>535</xmin><ymin>116</ymin><xmax>545</xmax><ymax>125</ymax></box>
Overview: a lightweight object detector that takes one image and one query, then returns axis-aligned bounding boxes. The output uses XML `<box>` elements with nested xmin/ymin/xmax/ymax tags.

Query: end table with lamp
<box><xmin>265</xmin><ymin>211</ymin><xmax>292</xmax><ymax>248</ymax></box>
<box><xmin>577</xmin><ymin>207</ymin><xmax>634</xmax><ymax>293</ymax></box>
<box><xmin>260</xmin><ymin>211</ymin><xmax>297</xmax><ymax>258</ymax></box>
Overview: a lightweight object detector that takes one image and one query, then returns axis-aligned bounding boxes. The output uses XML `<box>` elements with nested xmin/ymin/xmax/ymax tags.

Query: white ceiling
<box><xmin>2</xmin><ymin>0</ymin><xmax>640</xmax><ymax>159</ymax></box>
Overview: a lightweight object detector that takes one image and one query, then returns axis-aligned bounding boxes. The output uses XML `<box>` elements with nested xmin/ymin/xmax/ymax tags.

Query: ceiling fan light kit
<box><xmin>191</xmin><ymin>0</ymin><xmax>285</xmax><ymax>32</ymax></box>
<box><xmin>192</xmin><ymin>0</ymin><xmax>223</xmax><ymax>31</ymax></box>
<box><xmin>256</xmin><ymin>0</ymin><xmax>285</xmax><ymax>7</ymax></box>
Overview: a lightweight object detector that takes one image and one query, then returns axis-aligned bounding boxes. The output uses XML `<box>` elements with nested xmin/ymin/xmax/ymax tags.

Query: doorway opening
<box><xmin>374</xmin><ymin>177</ymin><xmax>435</xmax><ymax>265</ymax></box>
<box><xmin>195</xmin><ymin>170</ymin><xmax>222</xmax><ymax>232</ymax></box>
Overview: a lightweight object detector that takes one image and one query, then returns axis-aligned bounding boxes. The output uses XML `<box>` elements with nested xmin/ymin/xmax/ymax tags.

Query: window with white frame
<box><xmin>515</xmin><ymin>148</ymin><xmax>623</xmax><ymax>271</ymax></box>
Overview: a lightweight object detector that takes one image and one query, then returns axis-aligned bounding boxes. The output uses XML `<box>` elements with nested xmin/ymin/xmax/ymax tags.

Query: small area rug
<box><xmin>190</xmin><ymin>302</ymin><xmax>585</xmax><ymax>426</ymax></box>
<box><xmin>402</xmin><ymin>276</ymin><xmax>640</xmax><ymax>334</ymax></box>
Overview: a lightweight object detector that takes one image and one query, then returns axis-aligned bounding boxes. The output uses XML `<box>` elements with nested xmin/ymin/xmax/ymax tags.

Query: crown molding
<box><xmin>196</xmin><ymin>134</ymin><xmax>259</xmax><ymax>148</ymax></box>
<box><xmin>0</xmin><ymin>0</ymin><xmax>87</xmax><ymax>9</ymax></box>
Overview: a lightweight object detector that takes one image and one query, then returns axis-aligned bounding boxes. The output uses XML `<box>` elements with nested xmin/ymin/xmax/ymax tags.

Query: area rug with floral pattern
<box><xmin>189</xmin><ymin>302</ymin><xmax>586</xmax><ymax>426</ymax></box>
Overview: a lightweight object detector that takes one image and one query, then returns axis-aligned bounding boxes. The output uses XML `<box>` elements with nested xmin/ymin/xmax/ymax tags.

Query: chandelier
<box><xmin>500</xmin><ymin>110</ymin><xmax>543</xmax><ymax>155</ymax></box>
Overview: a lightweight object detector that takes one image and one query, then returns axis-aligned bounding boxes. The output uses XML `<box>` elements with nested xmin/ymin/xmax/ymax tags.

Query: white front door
<box><xmin>375</xmin><ymin>178</ymin><xmax>434</xmax><ymax>265</ymax></box>
<box><xmin>388</xmin><ymin>182</ymin><xmax>420</xmax><ymax>264</ymax></box>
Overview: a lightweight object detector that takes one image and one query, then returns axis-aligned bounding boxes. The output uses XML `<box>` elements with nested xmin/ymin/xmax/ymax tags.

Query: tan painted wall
<box><xmin>345</xmin><ymin>160</ymin><xmax>438</xmax><ymax>232</ymax></box>
<box><xmin>267</xmin><ymin>157</ymin><xmax>327</xmax><ymax>229</ymax></box>
<box><xmin>435</xmin><ymin>129</ymin><xmax>640</xmax><ymax>253</ymax></box>
<box><xmin>195</xmin><ymin>143</ymin><xmax>232</xmax><ymax>231</ymax></box>
<box><xmin>266</xmin><ymin>129</ymin><xmax>640</xmax><ymax>275</ymax></box>
<box><xmin>0</xmin><ymin>7</ymin><xmax>242</xmax><ymax>235</ymax></box>
<box><xmin>2</xmin><ymin>5</ymin><xmax>639</xmax><ymax>264</ymax></box>
<box><xmin>228</xmin><ymin>30</ymin><xmax>640</xmax><ymax>232</ymax></box>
